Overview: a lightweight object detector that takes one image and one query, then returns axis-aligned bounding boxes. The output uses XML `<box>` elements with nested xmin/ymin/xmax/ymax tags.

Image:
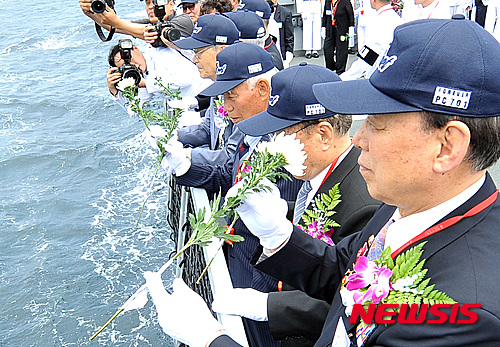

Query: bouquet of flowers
<box><xmin>341</xmin><ymin>241</ymin><xmax>456</xmax><ymax>319</ymax></box>
<box><xmin>297</xmin><ymin>183</ymin><xmax>341</xmax><ymax>245</ymax></box>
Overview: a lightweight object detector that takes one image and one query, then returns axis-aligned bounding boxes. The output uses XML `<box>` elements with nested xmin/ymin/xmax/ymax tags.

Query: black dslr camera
<box><xmin>91</xmin><ymin>0</ymin><xmax>115</xmax><ymax>14</ymax></box>
<box><xmin>151</xmin><ymin>0</ymin><xmax>181</xmax><ymax>47</ymax></box>
<box><xmin>117</xmin><ymin>39</ymin><xmax>142</xmax><ymax>86</ymax></box>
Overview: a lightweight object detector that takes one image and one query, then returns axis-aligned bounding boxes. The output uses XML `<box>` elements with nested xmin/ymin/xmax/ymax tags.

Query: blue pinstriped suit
<box><xmin>177</xmin><ymin>97</ymin><xmax>236</xmax><ymax>167</ymax></box>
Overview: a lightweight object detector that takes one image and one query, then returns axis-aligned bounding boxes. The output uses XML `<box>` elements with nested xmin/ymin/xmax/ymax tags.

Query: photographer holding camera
<box><xmin>79</xmin><ymin>0</ymin><xmax>177</xmax><ymax>41</ymax></box>
<box><xmin>107</xmin><ymin>38</ymin><xmax>212</xmax><ymax>120</ymax></box>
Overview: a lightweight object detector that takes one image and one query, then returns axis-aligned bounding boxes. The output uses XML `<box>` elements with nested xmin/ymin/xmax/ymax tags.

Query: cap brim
<box><xmin>312</xmin><ymin>79</ymin><xmax>421</xmax><ymax>115</ymax></box>
<box><xmin>237</xmin><ymin>109</ymin><xmax>300</xmax><ymax>136</ymax></box>
<box><xmin>199</xmin><ymin>79</ymin><xmax>246</xmax><ymax>96</ymax></box>
<box><xmin>173</xmin><ymin>37</ymin><xmax>210</xmax><ymax>50</ymax></box>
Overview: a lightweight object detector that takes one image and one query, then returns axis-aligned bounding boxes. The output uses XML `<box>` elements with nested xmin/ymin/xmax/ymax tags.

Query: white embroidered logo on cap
<box><xmin>248</xmin><ymin>63</ymin><xmax>263</xmax><ymax>74</ymax></box>
<box><xmin>378</xmin><ymin>54</ymin><xmax>397</xmax><ymax>73</ymax></box>
<box><xmin>305</xmin><ymin>104</ymin><xmax>326</xmax><ymax>116</ymax></box>
<box><xmin>216</xmin><ymin>61</ymin><xmax>227</xmax><ymax>75</ymax></box>
<box><xmin>257</xmin><ymin>27</ymin><xmax>266</xmax><ymax>38</ymax></box>
<box><xmin>432</xmin><ymin>86</ymin><xmax>472</xmax><ymax>110</ymax></box>
<box><xmin>216</xmin><ymin>35</ymin><xmax>228</xmax><ymax>43</ymax></box>
<box><xmin>269</xmin><ymin>94</ymin><xmax>280</xmax><ymax>106</ymax></box>
<box><xmin>255</xmin><ymin>10</ymin><xmax>264</xmax><ymax>17</ymax></box>
<box><xmin>193</xmin><ymin>24</ymin><xmax>202</xmax><ymax>34</ymax></box>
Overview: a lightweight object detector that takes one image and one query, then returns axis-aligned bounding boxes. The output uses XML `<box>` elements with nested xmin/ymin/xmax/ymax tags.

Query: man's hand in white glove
<box><xmin>321</xmin><ymin>27</ymin><xmax>326</xmax><ymax>39</ymax></box>
<box><xmin>226</xmin><ymin>178</ymin><xmax>293</xmax><ymax>250</ymax></box>
<box><xmin>212</xmin><ymin>288</ymin><xmax>269</xmax><ymax>322</ymax></box>
<box><xmin>144</xmin><ymin>272</ymin><xmax>224</xmax><ymax>347</ymax></box>
<box><xmin>164</xmin><ymin>138</ymin><xmax>191</xmax><ymax>176</ymax></box>
<box><xmin>168</xmin><ymin>96</ymin><xmax>199</xmax><ymax>111</ymax></box>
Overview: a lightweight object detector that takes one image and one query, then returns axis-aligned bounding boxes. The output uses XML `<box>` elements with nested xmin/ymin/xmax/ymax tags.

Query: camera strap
<box><xmin>95</xmin><ymin>22</ymin><xmax>116</xmax><ymax>42</ymax></box>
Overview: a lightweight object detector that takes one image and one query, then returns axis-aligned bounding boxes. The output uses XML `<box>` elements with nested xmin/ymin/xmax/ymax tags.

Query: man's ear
<box><xmin>317</xmin><ymin>121</ymin><xmax>334</xmax><ymax>149</ymax></box>
<box><xmin>433</xmin><ymin>120</ymin><xmax>471</xmax><ymax>174</ymax></box>
<box><xmin>257</xmin><ymin>78</ymin><xmax>271</xmax><ymax>100</ymax></box>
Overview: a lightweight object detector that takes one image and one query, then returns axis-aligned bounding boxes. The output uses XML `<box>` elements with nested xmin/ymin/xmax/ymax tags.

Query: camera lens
<box><xmin>162</xmin><ymin>27</ymin><xmax>181</xmax><ymax>42</ymax></box>
<box><xmin>91</xmin><ymin>0</ymin><xmax>106</xmax><ymax>14</ymax></box>
<box><xmin>122</xmin><ymin>68</ymin><xmax>142</xmax><ymax>86</ymax></box>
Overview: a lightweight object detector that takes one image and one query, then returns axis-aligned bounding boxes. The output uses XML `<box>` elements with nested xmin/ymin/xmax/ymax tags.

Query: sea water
<box><xmin>0</xmin><ymin>0</ymin><xmax>176</xmax><ymax>345</ymax></box>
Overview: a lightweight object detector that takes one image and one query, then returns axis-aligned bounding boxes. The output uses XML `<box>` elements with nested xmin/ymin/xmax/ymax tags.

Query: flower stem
<box><xmin>134</xmin><ymin>155</ymin><xmax>163</xmax><ymax>229</ymax></box>
<box><xmin>195</xmin><ymin>214</ymin><xmax>239</xmax><ymax>284</ymax></box>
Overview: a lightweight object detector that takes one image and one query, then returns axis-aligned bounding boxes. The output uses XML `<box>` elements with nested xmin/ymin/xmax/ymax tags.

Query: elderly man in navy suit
<box><xmin>144</xmin><ymin>18</ymin><xmax>500</xmax><ymax>347</ymax></box>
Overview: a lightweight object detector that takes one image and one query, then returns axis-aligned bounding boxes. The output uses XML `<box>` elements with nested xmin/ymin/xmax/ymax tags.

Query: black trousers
<box><xmin>323</xmin><ymin>28</ymin><xmax>349</xmax><ymax>74</ymax></box>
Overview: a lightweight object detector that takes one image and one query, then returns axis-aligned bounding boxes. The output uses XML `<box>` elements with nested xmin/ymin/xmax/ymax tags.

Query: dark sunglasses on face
<box><xmin>182</xmin><ymin>2</ymin><xmax>197</xmax><ymax>11</ymax></box>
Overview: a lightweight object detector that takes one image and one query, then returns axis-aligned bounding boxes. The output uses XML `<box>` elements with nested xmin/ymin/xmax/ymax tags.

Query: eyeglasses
<box><xmin>182</xmin><ymin>2</ymin><xmax>197</xmax><ymax>11</ymax></box>
<box><xmin>193</xmin><ymin>45</ymin><xmax>215</xmax><ymax>59</ymax></box>
<box><xmin>287</xmin><ymin>121</ymin><xmax>319</xmax><ymax>135</ymax></box>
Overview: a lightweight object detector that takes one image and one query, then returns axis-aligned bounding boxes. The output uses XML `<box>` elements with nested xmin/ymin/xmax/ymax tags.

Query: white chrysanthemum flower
<box><xmin>256</xmin><ymin>132</ymin><xmax>307</xmax><ymax>177</ymax></box>
<box><xmin>116</xmin><ymin>77</ymin><xmax>136</xmax><ymax>92</ymax></box>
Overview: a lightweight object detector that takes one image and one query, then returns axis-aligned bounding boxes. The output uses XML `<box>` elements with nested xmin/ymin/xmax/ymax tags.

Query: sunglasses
<box><xmin>182</xmin><ymin>2</ymin><xmax>197</xmax><ymax>11</ymax></box>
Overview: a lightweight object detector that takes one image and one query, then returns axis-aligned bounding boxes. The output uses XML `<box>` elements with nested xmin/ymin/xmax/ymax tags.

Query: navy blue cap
<box><xmin>179</xmin><ymin>0</ymin><xmax>198</xmax><ymax>3</ymax></box>
<box><xmin>200</xmin><ymin>42</ymin><xmax>275</xmax><ymax>96</ymax></box>
<box><xmin>313</xmin><ymin>18</ymin><xmax>500</xmax><ymax>117</ymax></box>
<box><xmin>225</xmin><ymin>10</ymin><xmax>266</xmax><ymax>39</ymax></box>
<box><xmin>173</xmin><ymin>14</ymin><xmax>240</xmax><ymax>49</ymax></box>
<box><xmin>237</xmin><ymin>63</ymin><xmax>341</xmax><ymax>136</ymax></box>
<box><xmin>239</xmin><ymin>0</ymin><xmax>272</xmax><ymax>19</ymax></box>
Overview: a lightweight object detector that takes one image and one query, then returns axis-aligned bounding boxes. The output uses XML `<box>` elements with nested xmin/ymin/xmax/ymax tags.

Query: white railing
<box><xmin>167</xmin><ymin>179</ymin><xmax>248</xmax><ymax>347</ymax></box>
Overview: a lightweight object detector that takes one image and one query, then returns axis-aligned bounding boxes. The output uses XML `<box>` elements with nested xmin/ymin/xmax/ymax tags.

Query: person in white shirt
<box><xmin>106</xmin><ymin>41</ymin><xmax>211</xmax><ymax>119</ymax></box>
<box><xmin>402</xmin><ymin>0</ymin><xmax>451</xmax><ymax>21</ymax></box>
<box><xmin>340</xmin><ymin>0</ymin><xmax>402</xmax><ymax>80</ymax></box>
<box><xmin>484</xmin><ymin>0</ymin><xmax>500</xmax><ymax>41</ymax></box>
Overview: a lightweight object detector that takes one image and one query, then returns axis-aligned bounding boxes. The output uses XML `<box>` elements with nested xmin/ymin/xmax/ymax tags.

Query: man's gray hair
<box><xmin>245</xmin><ymin>67</ymin><xmax>279</xmax><ymax>89</ymax></box>
<box><xmin>299</xmin><ymin>115</ymin><xmax>353</xmax><ymax>138</ymax></box>
<box><xmin>240</xmin><ymin>37</ymin><xmax>266</xmax><ymax>48</ymax></box>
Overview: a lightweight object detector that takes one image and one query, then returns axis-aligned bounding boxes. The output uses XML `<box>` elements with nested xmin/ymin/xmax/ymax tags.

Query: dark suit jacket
<box><xmin>322</xmin><ymin>0</ymin><xmax>354</xmax><ymax>36</ymax></box>
<box><xmin>265</xmin><ymin>36</ymin><xmax>284</xmax><ymax>71</ymax></box>
<box><xmin>273</xmin><ymin>4</ymin><xmax>294</xmax><ymax>59</ymax></box>
<box><xmin>212</xmin><ymin>173</ymin><xmax>500</xmax><ymax>346</ymax></box>
<box><xmin>267</xmin><ymin>147</ymin><xmax>380</xmax><ymax>345</ymax></box>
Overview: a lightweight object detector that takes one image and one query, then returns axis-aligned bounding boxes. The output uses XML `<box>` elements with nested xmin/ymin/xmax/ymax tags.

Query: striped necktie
<box><xmin>293</xmin><ymin>180</ymin><xmax>312</xmax><ymax>225</ymax></box>
<box><xmin>367</xmin><ymin>219</ymin><xmax>394</xmax><ymax>261</ymax></box>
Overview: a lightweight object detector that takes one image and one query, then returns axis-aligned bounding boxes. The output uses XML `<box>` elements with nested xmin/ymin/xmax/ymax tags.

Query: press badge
<box><xmin>332</xmin><ymin>317</ymin><xmax>350</xmax><ymax>347</ymax></box>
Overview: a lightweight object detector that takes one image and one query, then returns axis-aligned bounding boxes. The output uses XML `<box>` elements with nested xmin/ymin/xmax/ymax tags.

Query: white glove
<box><xmin>144</xmin><ymin>273</ymin><xmax>224</xmax><ymax>347</ymax></box>
<box><xmin>167</xmin><ymin>96</ymin><xmax>199</xmax><ymax>111</ymax></box>
<box><xmin>164</xmin><ymin>138</ymin><xmax>191</xmax><ymax>176</ymax></box>
<box><xmin>348</xmin><ymin>26</ymin><xmax>355</xmax><ymax>48</ymax></box>
<box><xmin>283</xmin><ymin>51</ymin><xmax>294</xmax><ymax>69</ymax></box>
<box><xmin>226</xmin><ymin>178</ymin><xmax>293</xmax><ymax>250</ymax></box>
<box><xmin>348</xmin><ymin>26</ymin><xmax>355</xmax><ymax>38</ymax></box>
<box><xmin>321</xmin><ymin>27</ymin><xmax>326</xmax><ymax>39</ymax></box>
<box><xmin>212</xmin><ymin>288</ymin><xmax>269</xmax><ymax>322</ymax></box>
